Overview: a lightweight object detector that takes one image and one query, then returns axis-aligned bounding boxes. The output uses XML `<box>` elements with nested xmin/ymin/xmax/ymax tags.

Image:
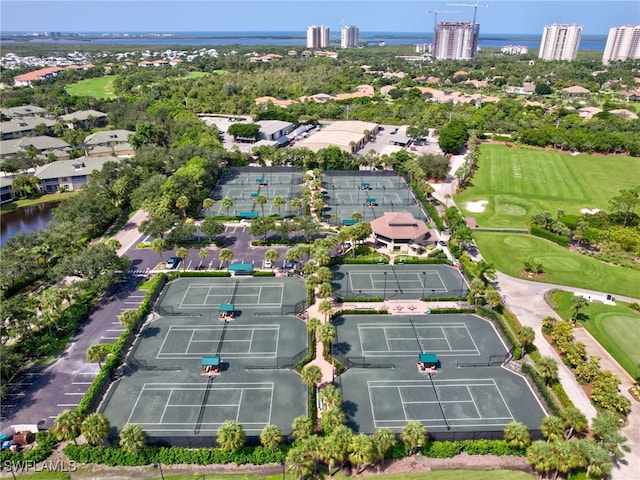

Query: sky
<box><xmin>1</xmin><ymin>0</ymin><xmax>638</xmax><ymax>35</ymax></box>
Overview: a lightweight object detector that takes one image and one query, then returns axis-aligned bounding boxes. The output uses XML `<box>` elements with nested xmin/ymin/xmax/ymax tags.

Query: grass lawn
<box><xmin>552</xmin><ymin>290</ymin><xmax>640</xmax><ymax>379</ymax></box>
<box><xmin>456</xmin><ymin>144</ymin><xmax>640</xmax><ymax>229</ymax></box>
<box><xmin>66</xmin><ymin>75</ymin><xmax>117</xmax><ymax>98</ymax></box>
<box><xmin>0</xmin><ymin>192</ymin><xmax>75</xmax><ymax>213</ymax></box>
<box><xmin>473</xmin><ymin>232</ymin><xmax>640</xmax><ymax>298</ymax></box>
<box><xmin>183</xmin><ymin>71</ymin><xmax>212</xmax><ymax>79</ymax></box>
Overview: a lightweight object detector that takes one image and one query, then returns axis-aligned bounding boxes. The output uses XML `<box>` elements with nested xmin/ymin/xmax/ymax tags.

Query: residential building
<box><xmin>59</xmin><ymin>110</ymin><xmax>107</xmax><ymax>130</ymax></box>
<box><xmin>0</xmin><ymin>136</ymin><xmax>71</xmax><ymax>160</ymax></box>
<box><xmin>433</xmin><ymin>22</ymin><xmax>480</xmax><ymax>60</ymax></box>
<box><xmin>0</xmin><ymin>117</ymin><xmax>57</xmax><ymax>140</ymax></box>
<box><xmin>370</xmin><ymin>212</ymin><xmax>431</xmax><ymax>253</ymax></box>
<box><xmin>0</xmin><ymin>105</ymin><xmax>46</xmax><ymax>119</ymax></box>
<box><xmin>539</xmin><ymin>24</ymin><xmax>582</xmax><ymax>61</ymax></box>
<box><xmin>501</xmin><ymin>45</ymin><xmax>529</xmax><ymax>55</ymax></box>
<box><xmin>33</xmin><ymin>156</ymin><xmax>120</xmax><ymax>193</ymax></box>
<box><xmin>13</xmin><ymin>66</ymin><xmax>63</xmax><ymax>87</ymax></box>
<box><xmin>82</xmin><ymin>129</ymin><xmax>134</xmax><ymax>156</ymax></box>
<box><xmin>307</xmin><ymin>25</ymin><xmax>330</xmax><ymax>49</ymax></box>
<box><xmin>256</xmin><ymin>120</ymin><xmax>295</xmax><ymax>141</ymax></box>
<box><xmin>602</xmin><ymin>25</ymin><xmax>640</xmax><ymax>64</ymax></box>
<box><xmin>0</xmin><ymin>177</ymin><xmax>16</xmax><ymax>204</ymax></box>
<box><xmin>341</xmin><ymin>25</ymin><xmax>359</xmax><ymax>48</ymax></box>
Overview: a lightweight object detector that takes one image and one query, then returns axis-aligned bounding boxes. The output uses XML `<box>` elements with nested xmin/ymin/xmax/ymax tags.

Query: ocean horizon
<box><xmin>2</xmin><ymin>30</ymin><xmax>609</xmax><ymax>51</ymax></box>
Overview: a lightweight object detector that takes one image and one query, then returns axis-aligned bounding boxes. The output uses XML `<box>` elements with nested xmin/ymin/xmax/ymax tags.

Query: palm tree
<box><xmin>218</xmin><ymin>248</ymin><xmax>234</xmax><ymax>269</ymax></box>
<box><xmin>290</xmin><ymin>198</ymin><xmax>302</xmax><ymax>216</ymax></box>
<box><xmin>314</xmin><ymin>248</ymin><xmax>331</xmax><ymax>267</ymax></box>
<box><xmin>318</xmin><ymin>282</ymin><xmax>333</xmax><ymax>299</ymax></box>
<box><xmin>318</xmin><ymin>384</ymin><xmax>342</xmax><ymax>411</ymax></box>
<box><xmin>571</xmin><ymin>295</ymin><xmax>589</xmax><ymax>323</ymax></box>
<box><xmin>469</xmin><ymin>278</ymin><xmax>486</xmax><ymax>305</ymax></box>
<box><xmin>302</xmin><ymin>434</ymin><xmax>323</xmax><ymax>476</ymax></box>
<box><xmin>591</xmin><ymin>410</ymin><xmax>629</xmax><ymax>458</ymax></box>
<box><xmin>150</xmin><ymin>238</ymin><xmax>167</xmax><ymax>263</ymax></box>
<box><xmin>292</xmin><ymin>415</ymin><xmax>314</xmax><ymax>440</ymax></box>
<box><xmin>326</xmin><ymin>425</ymin><xmax>353</xmax><ymax>472</ymax></box>
<box><xmin>86</xmin><ymin>343</ymin><xmax>112</xmax><ymax>369</ymax></box>
<box><xmin>202</xmin><ymin>197</ymin><xmax>215</xmax><ymax>213</ymax></box>
<box><xmin>176</xmin><ymin>246</ymin><xmax>189</xmax><ymax>271</ymax></box>
<box><xmin>221</xmin><ymin>197</ymin><xmax>234</xmax><ymax>216</ymax></box>
<box><xmin>198</xmin><ymin>248</ymin><xmax>209</xmax><ymax>268</ymax></box>
<box><xmin>286</xmin><ymin>445</ymin><xmax>313</xmax><ymax>480</ymax></box>
<box><xmin>537</xmin><ymin>356</ymin><xmax>559</xmax><ymax>385</ymax></box>
<box><xmin>217</xmin><ymin>420</ymin><xmax>246</xmax><ymax>453</ymax></box>
<box><xmin>561</xmin><ymin>407</ymin><xmax>588</xmax><ymax>440</ymax></box>
<box><xmin>118</xmin><ymin>310</ymin><xmax>138</xmax><ymax>330</ymax></box>
<box><xmin>321</xmin><ymin>435</ymin><xmax>344</xmax><ymax>478</ymax></box>
<box><xmin>53</xmin><ymin>409</ymin><xmax>83</xmax><ymax>443</ymax></box>
<box><xmin>259</xmin><ymin>424</ymin><xmax>282</xmax><ymax>452</ymax></box>
<box><xmin>541</xmin><ymin>415</ymin><xmax>564</xmax><ymax>443</ymax></box>
<box><xmin>301</xmin><ymin>364</ymin><xmax>322</xmax><ymax>388</ymax></box>
<box><xmin>578</xmin><ymin>438</ymin><xmax>613</xmax><ymax>480</ymax></box>
<box><xmin>255</xmin><ymin>194</ymin><xmax>267</xmax><ymax>217</ymax></box>
<box><xmin>351</xmin><ymin>211</ymin><xmax>363</xmax><ymax>221</ymax></box>
<box><xmin>484</xmin><ymin>287</ymin><xmax>502</xmax><ymax>309</ymax></box>
<box><xmin>372</xmin><ymin>428</ymin><xmax>397</xmax><ymax>468</ymax></box>
<box><xmin>119</xmin><ymin>424</ymin><xmax>146</xmax><ymax>454</ymax></box>
<box><xmin>477</xmin><ymin>260</ymin><xmax>496</xmax><ymax>283</ymax></box>
<box><xmin>349</xmin><ymin>433</ymin><xmax>375</xmax><ymax>474</ymax></box>
<box><xmin>81</xmin><ymin>412</ymin><xmax>110</xmax><ymax>446</ymax></box>
<box><xmin>272</xmin><ymin>195</ymin><xmax>286</xmax><ymax>216</ymax></box>
<box><xmin>175</xmin><ymin>195</ymin><xmax>189</xmax><ymax>219</ymax></box>
<box><xmin>518</xmin><ymin>326</ymin><xmax>536</xmax><ymax>353</ymax></box>
<box><xmin>317</xmin><ymin>323</ymin><xmax>336</xmax><ymax>348</ymax></box>
<box><xmin>526</xmin><ymin>440</ymin><xmax>554</xmax><ymax>479</ymax></box>
<box><xmin>265</xmin><ymin>248</ymin><xmax>279</xmax><ymax>268</ymax></box>
<box><xmin>503</xmin><ymin>421</ymin><xmax>531</xmax><ymax>450</ymax></box>
<box><xmin>318</xmin><ymin>299</ymin><xmax>333</xmax><ymax>321</ymax></box>
<box><xmin>401</xmin><ymin>421</ymin><xmax>427</xmax><ymax>455</ymax></box>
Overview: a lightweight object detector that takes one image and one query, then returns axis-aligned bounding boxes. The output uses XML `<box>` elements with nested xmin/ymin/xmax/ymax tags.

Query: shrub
<box><xmin>253</xmin><ymin>271</ymin><xmax>275</xmax><ymax>277</ymax></box>
<box><xmin>333</xmin><ymin>308</ymin><xmax>388</xmax><ymax>315</ymax></box>
<box><xmin>530</xmin><ymin>225</ymin><xmax>570</xmax><ymax>247</ymax></box>
<box><xmin>423</xmin><ymin>441</ymin><xmax>463</xmax><ymax>458</ymax></box>
<box><xmin>175</xmin><ymin>271</ymin><xmax>230</xmax><ymax>277</ymax></box>
<box><xmin>476</xmin><ymin>307</ymin><xmax>522</xmax><ymax>360</ymax></box>
<box><xmin>462</xmin><ymin>439</ymin><xmax>520</xmax><ymax>456</ymax></box>
<box><xmin>521</xmin><ymin>363</ymin><xmax>561</xmax><ymax>415</ymax></box>
<box><xmin>335</xmin><ymin>296</ymin><xmax>384</xmax><ymax>302</ymax></box>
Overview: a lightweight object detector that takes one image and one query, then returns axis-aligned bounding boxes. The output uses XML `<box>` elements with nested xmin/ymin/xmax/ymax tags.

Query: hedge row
<box><xmin>387</xmin><ymin>438</ymin><xmax>524</xmax><ymax>460</ymax></box>
<box><xmin>64</xmin><ymin>444</ymin><xmax>287</xmax><ymax>466</ymax></box>
<box><xmin>173</xmin><ymin>271</ymin><xmax>230</xmax><ymax>277</ymax></box>
<box><xmin>253</xmin><ymin>271</ymin><xmax>275</xmax><ymax>277</ymax></box>
<box><xmin>395</xmin><ymin>258</ymin><xmax>452</xmax><ymax>265</ymax></box>
<box><xmin>423</xmin><ymin>296</ymin><xmax>461</xmax><ymax>302</ymax></box>
<box><xmin>411</xmin><ymin>181</ymin><xmax>444</xmax><ymax>231</ymax></box>
<box><xmin>333</xmin><ymin>308</ymin><xmax>389</xmax><ymax>315</ymax></box>
<box><xmin>521</xmin><ymin>363</ymin><xmax>562</xmax><ymax>416</ymax></box>
<box><xmin>294</xmin><ymin>329</ymin><xmax>316</xmax><ymax>373</ymax></box>
<box><xmin>78</xmin><ymin>275</ymin><xmax>166</xmax><ymax>414</ymax></box>
<box><xmin>429</xmin><ymin>308</ymin><xmax>476</xmax><ymax>314</ymax></box>
<box><xmin>477</xmin><ymin>307</ymin><xmax>522</xmax><ymax>360</ymax></box>
<box><xmin>530</xmin><ymin>225</ymin><xmax>570</xmax><ymax>247</ymax></box>
<box><xmin>335</xmin><ymin>296</ymin><xmax>384</xmax><ymax>302</ymax></box>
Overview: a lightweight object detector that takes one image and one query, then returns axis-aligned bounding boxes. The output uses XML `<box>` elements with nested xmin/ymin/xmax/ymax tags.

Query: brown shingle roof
<box><xmin>370</xmin><ymin>212</ymin><xmax>429</xmax><ymax>240</ymax></box>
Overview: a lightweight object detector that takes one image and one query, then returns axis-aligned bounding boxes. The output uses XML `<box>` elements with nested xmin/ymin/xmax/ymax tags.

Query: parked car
<box><xmin>438</xmin><ymin>240</ymin><xmax>448</xmax><ymax>247</ymax></box>
<box><xmin>165</xmin><ymin>257</ymin><xmax>180</xmax><ymax>269</ymax></box>
<box><xmin>264</xmin><ymin>259</ymin><xmax>273</xmax><ymax>268</ymax></box>
<box><xmin>284</xmin><ymin>260</ymin><xmax>296</xmax><ymax>269</ymax></box>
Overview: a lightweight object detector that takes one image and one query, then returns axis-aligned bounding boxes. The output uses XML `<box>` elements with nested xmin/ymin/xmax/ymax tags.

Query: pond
<box><xmin>0</xmin><ymin>202</ymin><xmax>60</xmax><ymax>248</ymax></box>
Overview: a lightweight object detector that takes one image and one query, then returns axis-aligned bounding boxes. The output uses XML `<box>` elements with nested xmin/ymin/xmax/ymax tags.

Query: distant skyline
<box><xmin>1</xmin><ymin>1</ymin><xmax>638</xmax><ymax>36</ymax></box>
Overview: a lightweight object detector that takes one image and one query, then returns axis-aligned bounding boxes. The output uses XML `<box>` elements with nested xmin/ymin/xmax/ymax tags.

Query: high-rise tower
<box><xmin>602</xmin><ymin>25</ymin><xmax>640</xmax><ymax>64</ymax></box>
<box><xmin>538</xmin><ymin>24</ymin><xmax>582</xmax><ymax>61</ymax></box>
<box><xmin>341</xmin><ymin>25</ymin><xmax>359</xmax><ymax>48</ymax></box>
<box><xmin>307</xmin><ymin>25</ymin><xmax>330</xmax><ymax>49</ymax></box>
<box><xmin>433</xmin><ymin>21</ymin><xmax>479</xmax><ymax>60</ymax></box>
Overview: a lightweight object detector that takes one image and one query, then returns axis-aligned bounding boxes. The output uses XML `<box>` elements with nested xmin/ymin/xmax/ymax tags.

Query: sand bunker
<box><xmin>580</xmin><ymin>208</ymin><xmax>601</xmax><ymax>215</ymax></box>
<box><xmin>466</xmin><ymin>200</ymin><xmax>489</xmax><ymax>213</ymax></box>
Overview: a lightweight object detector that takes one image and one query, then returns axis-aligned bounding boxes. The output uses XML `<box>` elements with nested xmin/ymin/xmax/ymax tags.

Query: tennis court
<box><xmin>333</xmin><ymin>314</ymin><xmax>547</xmax><ymax>436</ymax></box>
<box><xmin>207</xmin><ymin>168</ymin><xmax>304</xmax><ymax>218</ymax></box>
<box><xmin>332</xmin><ymin>264</ymin><xmax>468</xmax><ymax>300</ymax></box>
<box><xmin>322</xmin><ymin>171</ymin><xmax>426</xmax><ymax>224</ymax></box>
<box><xmin>99</xmin><ymin>277</ymin><xmax>309</xmax><ymax>442</ymax></box>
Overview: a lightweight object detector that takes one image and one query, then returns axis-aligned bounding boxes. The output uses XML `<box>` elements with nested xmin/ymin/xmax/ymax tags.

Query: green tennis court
<box><xmin>333</xmin><ymin>314</ymin><xmax>547</xmax><ymax>436</ymax></box>
<box><xmin>332</xmin><ymin>264</ymin><xmax>469</xmax><ymax>300</ymax></box>
<box><xmin>100</xmin><ymin>277</ymin><xmax>309</xmax><ymax>442</ymax></box>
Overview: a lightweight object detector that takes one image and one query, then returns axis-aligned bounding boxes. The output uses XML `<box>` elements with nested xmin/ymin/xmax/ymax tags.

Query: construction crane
<box><xmin>447</xmin><ymin>2</ymin><xmax>488</xmax><ymax>26</ymax></box>
<box><xmin>427</xmin><ymin>9</ymin><xmax>459</xmax><ymax>29</ymax></box>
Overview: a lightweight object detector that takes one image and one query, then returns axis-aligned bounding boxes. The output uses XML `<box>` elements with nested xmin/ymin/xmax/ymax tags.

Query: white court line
<box><xmin>249</xmin><ymin>329</ymin><xmax>254</xmax><ymax>353</ymax></box>
<box><xmin>159</xmin><ymin>389</ymin><xmax>173</xmax><ymax>424</ymax></box>
<box><xmin>462</xmin><ymin>323</ymin><xmax>481</xmax><ymax>355</ymax></box>
<box><xmin>64</xmin><ymin>392</ymin><xmax>84</xmax><ymax>396</ymax></box>
<box><xmin>101</xmin><ymin>336</ymin><xmax>120</xmax><ymax>340</ymax></box>
<box><xmin>127</xmin><ymin>388</ymin><xmax>146</xmax><ymax>424</ymax></box>
<box><xmin>236</xmin><ymin>389</ymin><xmax>244</xmax><ymax>422</ymax></box>
<box><xmin>440</xmin><ymin>326</ymin><xmax>453</xmax><ymax>351</ymax></box>
<box><xmin>186</xmin><ymin>329</ymin><xmax>196</xmax><ymax>354</ymax></box>
<box><xmin>492</xmin><ymin>378</ymin><xmax>516</xmax><ymax>422</ymax></box>
<box><xmin>397</xmin><ymin>386</ymin><xmax>409</xmax><ymax>422</ymax></box>
<box><xmin>57</xmin><ymin>404</ymin><xmax>79</xmax><ymax>407</ymax></box>
<box><xmin>466</xmin><ymin>385</ymin><xmax>482</xmax><ymax>418</ymax></box>
<box><xmin>72</xmin><ymin>382</ymin><xmax>92</xmax><ymax>385</ymax></box>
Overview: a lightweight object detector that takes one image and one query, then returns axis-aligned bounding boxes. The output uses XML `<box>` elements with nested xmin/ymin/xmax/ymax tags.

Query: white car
<box><xmin>264</xmin><ymin>259</ymin><xmax>273</xmax><ymax>268</ymax></box>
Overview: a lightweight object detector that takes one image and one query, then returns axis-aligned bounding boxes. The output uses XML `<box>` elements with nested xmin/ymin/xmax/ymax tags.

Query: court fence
<box><xmin>456</xmin><ymin>351</ymin><xmax>513</xmax><ymax>368</ymax></box>
<box><xmin>332</xmin><ymin>352</ymin><xmax>395</xmax><ymax>373</ymax></box>
<box><xmin>219</xmin><ymin>166</ymin><xmax>302</xmax><ymax>185</ymax></box>
<box><xmin>244</xmin><ymin>348</ymin><xmax>308</xmax><ymax>371</ymax></box>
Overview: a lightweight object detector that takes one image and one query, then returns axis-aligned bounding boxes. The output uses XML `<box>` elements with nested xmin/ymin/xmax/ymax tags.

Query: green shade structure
<box><xmin>239</xmin><ymin>211</ymin><xmax>259</xmax><ymax>218</ymax></box>
<box><xmin>219</xmin><ymin>303</ymin><xmax>234</xmax><ymax>312</ymax></box>
<box><xmin>256</xmin><ymin>177</ymin><xmax>264</xmax><ymax>183</ymax></box>
<box><xmin>342</xmin><ymin>218</ymin><xmax>358</xmax><ymax>225</ymax></box>
<box><xmin>228</xmin><ymin>263</ymin><xmax>253</xmax><ymax>272</ymax></box>
<box><xmin>360</xmin><ymin>182</ymin><xmax>370</xmax><ymax>187</ymax></box>
<box><xmin>366</xmin><ymin>197</ymin><xmax>376</xmax><ymax>203</ymax></box>
<box><xmin>419</xmin><ymin>353</ymin><xmax>438</xmax><ymax>365</ymax></box>
<box><xmin>250</xmin><ymin>192</ymin><xmax>260</xmax><ymax>198</ymax></box>
<box><xmin>201</xmin><ymin>355</ymin><xmax>221</xmax><ymax>367</ymax></box>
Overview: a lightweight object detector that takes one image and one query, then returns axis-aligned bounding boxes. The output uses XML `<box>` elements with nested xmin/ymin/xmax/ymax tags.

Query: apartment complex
<box><xmin>602</xmin><ymin>24</ymin><xmax>640</xmax><ymax>64</ymax></box>
<box><xmin>341</xmin><ymin>25</ymin><xmax>359</xmax><ymax>48</ymax></box>
<box><xmin>539</xmin><ymin>24</ymin><xmax>582</xmax><ymax>61</ymax></box>
<box><xmin>306</xmin><ymin>25</ymin><xmax>330</xmax><ymax>49</ymax></box>
<box><xmin>433</xmin><ymin>22</ymin><xmax>479</xmax><ymax>60</ymax></box>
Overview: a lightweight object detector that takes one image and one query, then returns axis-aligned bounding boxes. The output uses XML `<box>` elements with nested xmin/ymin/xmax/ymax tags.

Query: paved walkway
<box><xmin>115</xmin><ymin>209</ymin><xmax>148</xmax><ymax>257</ymax></box>
<box><xmin>495</xmin><ymin>272</ymin><xmax>639</xmax><ymax>480</ymax></box>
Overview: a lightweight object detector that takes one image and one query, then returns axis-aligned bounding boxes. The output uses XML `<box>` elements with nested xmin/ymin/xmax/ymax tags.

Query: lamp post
<box><xmin>346</xmin><ymin>272</ymin><xmax>350</xmax><ymax>299</ymax></box>
<box><xmin>422</xmin><ymin>271</ymin><xmax>426</xmax><ymax>300</ymax></box>
<box><xmin>383</xmin><ymin>271</ymin><xmax>387</xmax><ymax>300</ymax></box>
<box><xmin>280</xmin><ymin>460</ymin><xmax>285</xmax><ymax>480</ymax></box>
<box><xmin>154</xmin><ymin>463</ymin><xmax>165</xmax><ymax>480</ymax></box>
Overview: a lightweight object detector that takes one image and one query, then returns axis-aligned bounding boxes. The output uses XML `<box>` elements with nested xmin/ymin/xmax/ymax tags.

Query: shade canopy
<box><xmin>202</xmin><ymin>355</ymin><xmax>221</xmax><ymax>366</ymax></box>
<box><xmin>419</xmin><ymin>353</ymin><xmax>438</xmax><ymax>364</ymax></box>
<box><xmin>361</xmin><ymin>182</ymin><xmax>370</xmax><ymax>187</ymax></box>
<box><xmin>228</xmin><ymin>263</ymin><xmax>253</xmax><ymax>272</ymax></box>
<box><xmin>219</xmin><ymin>303</ymin><xmax>234</xmax><ymax>312</ymax></box>
<box><xmin>342</xmin><ymin>218</ymin><xmax>358</xmax><ymax>225</ymax></box>
<box><xmin>239</xmin><ymin>211</ymin><xmax>259</xmax><ymax>218</ymax></box>
<box><xmin>366</xmin><ymin>197</ymin><xmax>376</xmax><ymax>203</ymax></box>
<box><xmin>256</xmin><ymin>177</ymin><xmax>264</xmax><ymax>182</ymax></box>
<box><xmin>250</xmin><ymin>192</ymin><xmax>259</xmax><ymax>198</ymax></box>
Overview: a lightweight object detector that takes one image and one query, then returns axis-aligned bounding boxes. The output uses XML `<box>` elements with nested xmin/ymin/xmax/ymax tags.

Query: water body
<box><xmin>2</xmin><ymin>31</ymin><xmax>609</xmax><ymax>51</ymax></box>
<box><xmin>0</xmin><ymin>202</ymin><xmax>59</xmax><ymax>248</ymax></box>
